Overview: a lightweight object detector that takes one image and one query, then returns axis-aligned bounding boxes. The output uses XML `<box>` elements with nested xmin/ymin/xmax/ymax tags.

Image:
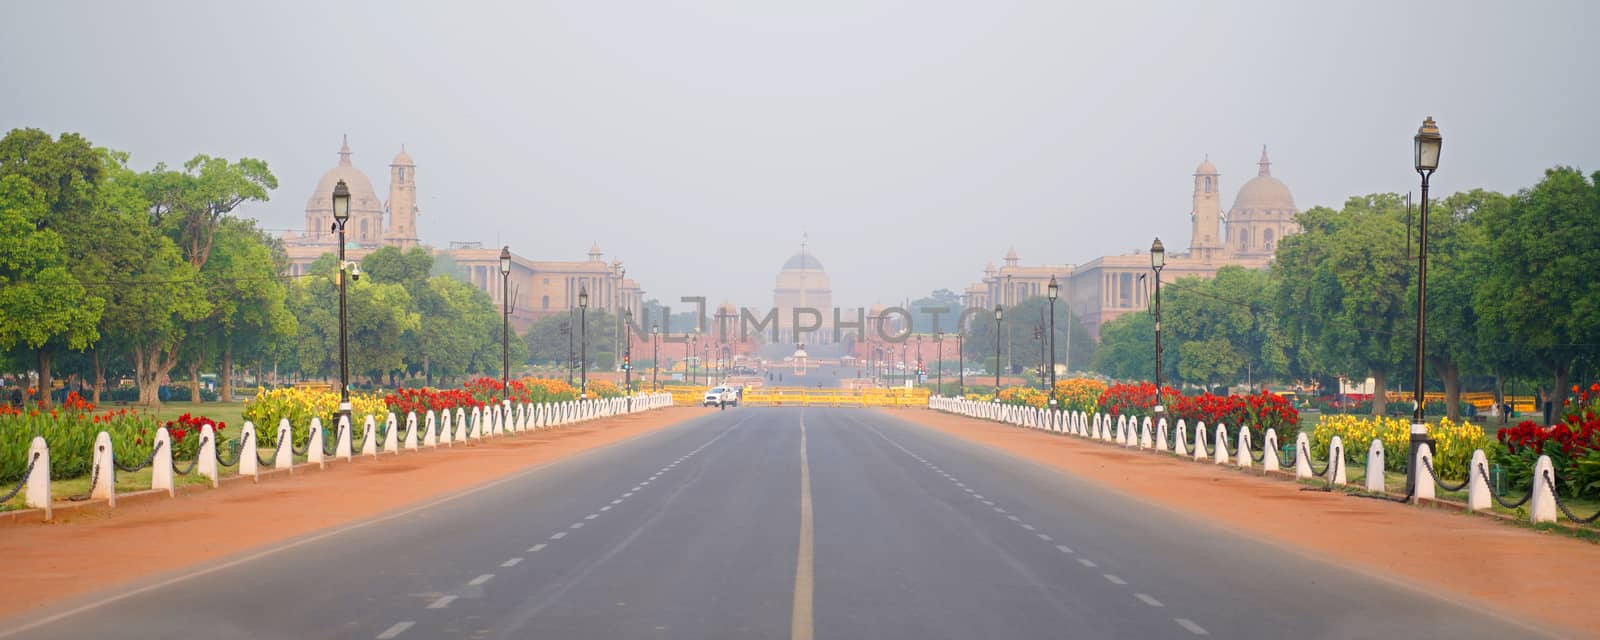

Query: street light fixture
<box><xmin>331</xmin><ymin>179</ymin><xmax>352</xmax><ymax>424</ymax></box>
<box><xmin>956</xmin><ymin>331</ymin><xmax>965</xmax><ymax>397</ymax></box>
<box><xmin>993</xmin><ymin>304</ymin><xmax>1004</xmax><ymax>398</ymax></box>
<box><xmin>1047</xmin><ymin>275</ymin><xmax>1059</xmax><ymax>406</ymax></box>
<box><xmin>499</xmin><ymin>246</ymin><xmax>512</xmax><ymax>394</ymax></box>
<box><xmin>935</xmin><ymin>332</ymin><xmax>943</xmax><ymax>396</ymax></box>
<box><xmin>1150</xmin><ymin>237</ymin><xmax>1166</xmax><ymax>427</ymax></box>
<box><xmin>651</xmin><ymin>323</ymin><xmax>660</xmax><ymax>392</ymax></box>
<box><xmin>1409</xmin><ymin>116</ymin><xmax>1443</xmax><ymax>497</ymax></box>
<box><xmin>578</xmin><ymin>287</ymin><xmax>589</xmax><ymax>399</ymax></box>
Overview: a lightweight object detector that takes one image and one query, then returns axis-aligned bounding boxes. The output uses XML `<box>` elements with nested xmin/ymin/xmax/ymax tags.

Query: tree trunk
<box><xmin>1370</xmin><ymin>368</ymin><xmax>1388</xmax><ymax>416</ymax></box>
<box><xmin>1551</xmin><ymin>362</ymin><xmax>1570</xmax><ymax>427</ymax></box>
<box><xmin>188</xmin><ymin>361</ymin><xmax>202</xmax><ymax>405</ymax></box>
<box><xmin>1437</xmin><ymin>360</ymin><xmax>1462</xmax><ymax>422</ymax></box>
<box><xmin>92</xmin><ymin>349</ymin><xmax>105</xmax><ymax>404</ymax></box>
<box><xmin>35</xmin><ymin>348</ymin><xmax>53</xmax><ymax>408</ymax></box>
<box><xmin>220</xmin><ymin>344</ymin><xmax>234</xmax><ymax>403</ymax></box>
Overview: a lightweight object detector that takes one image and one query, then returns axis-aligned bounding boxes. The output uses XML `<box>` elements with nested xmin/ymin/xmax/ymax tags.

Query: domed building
<box><xmin>772</xmin><ymin>243</ymin><xmax>833</xmax><ymax>345</ymax></box>
<box><xmin>1225</xmin><ymin>146</ymin><xmax>1298</xmax><ymax>257</ymax></box>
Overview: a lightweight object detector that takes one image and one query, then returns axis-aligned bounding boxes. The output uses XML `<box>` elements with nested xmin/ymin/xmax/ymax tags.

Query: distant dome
<box><xmin>305</xmin><ymin>136</ymin><xmax>384</xmax><ymax>233</ymax></box>
<box><xmin>1195</xmin><ymin>157</ymin><xmax>1218</xmax><ymax>175</ymax></box>
<box><xmin>782</xmin><ymin>253</ymin><xmax>825</xmax><ymax>272</ymax></box>
<box><xmin>391</xmin><ymin>145</ymin><xmax>414</xmax><ymax>166</ymax></box>
<box><xmin>1229</xmin><ymin>146</ymin><xmax>1296</xmax><ymax>217</ymax></box>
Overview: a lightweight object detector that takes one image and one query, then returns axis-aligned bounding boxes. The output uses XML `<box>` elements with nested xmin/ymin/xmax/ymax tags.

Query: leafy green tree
<box><xmin>1475</xmin><ymin>167</ymin><xmax>1600</xmax><ymax>422</ymax></box>
<box><xmin>0</xmin><ymin>175</ymin><xmax>103</xmax><ymax>390</ymax></box>
<box><xmin>1163</xmin><ymin>267</ymin><xmax>1287</xmax><ymax>390</ymax></box>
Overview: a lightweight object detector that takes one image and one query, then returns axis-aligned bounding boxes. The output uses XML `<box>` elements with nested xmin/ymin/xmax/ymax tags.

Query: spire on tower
<box><xmin>338</xmin><ymin>134</ymin><xmax>352</xmax><ymax>167</ymax></box>
<box><xmin>1258</xmin><ymin>145</ymin><xmax>1271</xmax><ymax>177</ymax></box>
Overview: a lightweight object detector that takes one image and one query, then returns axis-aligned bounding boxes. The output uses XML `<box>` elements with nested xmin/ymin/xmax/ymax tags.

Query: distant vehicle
<box><xmin>703</xmin><ymin>386</ymin><xmax>738</xmax><ymax>407</ymax></box>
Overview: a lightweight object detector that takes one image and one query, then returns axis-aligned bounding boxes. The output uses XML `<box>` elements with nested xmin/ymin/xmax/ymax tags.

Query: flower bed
<box><xmin>1495</xmin><ymin>383</ymin><xmax>1600</xmax><ymax>500</ymax></box>
<box><xmin>1051</xmin><ymin>378</ymin><xmax>1106</xmax><ymax>415</ymax></box>
<box><xmin>1</xmin><ymin>393</ymin><xmax>193</xmax><ymax>484</ymax></box>
<box><xmin>242</xmin><ymin>387</ymin><xmax>390</xmax><ymax>448</ymax></box>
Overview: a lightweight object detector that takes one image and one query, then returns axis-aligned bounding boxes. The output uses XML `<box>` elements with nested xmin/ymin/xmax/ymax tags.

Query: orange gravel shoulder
<box><xmin>887</xmin><ymin>408</ymin><xmax>1600</xmax><ymax>639</ymax></box>
<box><xmin>0</xmin><ymin>407</ymin><xmax>701</xmax><ymax>619</ymax></box>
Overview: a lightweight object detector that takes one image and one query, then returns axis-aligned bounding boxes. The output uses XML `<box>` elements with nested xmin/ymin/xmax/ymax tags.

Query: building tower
<box><xmin>384</xmin><ymin>145</ymin><xmax>420</xmax><ymax>249</ymax></box>
<box><xmin>1189</xmin><ymin>156</ymin><xmax>1225</xmax><ymax>262</ymax></box>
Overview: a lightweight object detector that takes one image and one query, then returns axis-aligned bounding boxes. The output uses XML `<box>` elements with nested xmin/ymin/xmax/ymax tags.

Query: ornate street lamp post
<box><xmin>956</xmin><ymin>331</ymin><xmax>965</xmax><ymax>397</ymax></box>
<box><xmin>935</xmin><ymin>332</ymin><xmax>944</xmax><ymax>395</ymax></box>
<box><xmin>331</xmin><ymin>179</ymin><xmax>352</xmax><ymax>425</ymax></box>
<box><xmin>993</xmin><ymin>304</ymin><xmax>1004</xmax><ymax>398</ymax></box>
<box><xmin>1047</xmin><ymin>275</ymin><xmax>1059</xmax><ymax>407</ymax></box>
<box><xmin>1409</xmin><ymin>116</ymin><xmax>1443</xmax><ymax>497</ymax></box>
<box><xmin>651</xmin><ymin>323</ymin><xmax>660</xmax><ymax>391</ymax></box>
<box><xmin>578</xmin><ymin>287</ymin><xmax>589</xmax><ymax>399</ymax></box>
<box><xmin>623</xmin><ymin>309</ymin><xmax>633</xmax><ymax>405</ymax></box>
<box><xmin>500</xmin><ymin>246</ymin><xmax>512</xmax><ymax>394</ymax></box>
<box><xmin>1151</xmin><ymin>237</ymin><xmax>1166</xmax><ymax>427</ymax></box>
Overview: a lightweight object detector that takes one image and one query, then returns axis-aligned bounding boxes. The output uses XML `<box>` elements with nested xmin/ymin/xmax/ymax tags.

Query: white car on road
<box><xmin>702</xmin><ymin>386</ymin><xmax>738</xmax><ymax>407</ymax></box>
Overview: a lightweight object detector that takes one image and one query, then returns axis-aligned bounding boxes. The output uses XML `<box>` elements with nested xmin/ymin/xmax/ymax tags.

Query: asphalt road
<box><xmin>1</xmin><ymin>407</ymin><xmax>1550</xmax><ymax>639</ymax></box>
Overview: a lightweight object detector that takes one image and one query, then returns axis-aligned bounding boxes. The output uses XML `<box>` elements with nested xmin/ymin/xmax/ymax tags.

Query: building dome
<box><xmin>782</xmin><ymin>252</ymin><xmax>825</xmax><ymax>272</ymax></box>
<box><xmin>391</xmin><ymin>144</ymin><xmax>414</xmax><ymax>166</ymax></box>
<box><xmin>304</xmin><ymin>136</ymin><xmax>386</xmax><ymax>243</ymax></box>
<box><xmin>1229</xmin><ymin>146</ymin><xmax>1296</xmax><ymax>217</ymax></box>
<box><xmin>775</xmin><ymin>251</ymin><xmax>831</xmax><ymax>291</ymax></box>
<box><xmin>1195</xmin><ymin>156</ymin><xmax>1218</xmax><ymax>175</ymax></box>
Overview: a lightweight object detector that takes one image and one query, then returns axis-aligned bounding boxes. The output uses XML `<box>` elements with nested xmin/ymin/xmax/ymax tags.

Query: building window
<box><xmin>397</xmin><ymin>167</ymin><xmax>406</xmax><ymax>183</ymax></box>
<box><xmin>1264</xmin><ymin>228</ymin><xmax>1275</xmax><ymax>250</ymax></box>
<box><xmin>542</xmin><ymin>295</ymin><xmax>550</xmax><ymax>309</ymax></box>
<box><xmin>1239</xmin><ymin>229</ymin><xmax>1249</xmax><ymax>250</ymax></box>
<box><xmin>1204</xmin><ymin>176</ymin><xmax>1213</xmax><ymax>193</ymax></box>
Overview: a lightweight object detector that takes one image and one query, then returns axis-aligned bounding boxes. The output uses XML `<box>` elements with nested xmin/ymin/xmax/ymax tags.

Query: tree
<box><xmin>0</xmin><ymin>175</ymin><xmax>103</xmax><ymax>391</ymax></box>
<box><xmin>192</xmin><ymin>218</ymin><xmax>295</xmax><ymax>402</ymax></box>
<box><xmin>1092</xmin><ymin>311</ymin><xmax>1163</xmax><ymax>381</ymax></box>
<box><xmin>910</xmin><ymin>289</ymin><xmax>963</xmax><ymax>334</ymax></box>
<box><xmin>1163</xmin><ymin>267</ymin><xmax>1287</xmax><ymax>390</ymax></box>
<box><xmin>1275</xmin><ymin>195</ymin><xmax>1411</xmax><ymax>415</ymax></box>
<box><xmin>144</xmin><ymin>154</ymin><xmax>276</xmax><ymax>271</ymax></box>
<box><xmin>1475</xmin><ymin>167</ymin><xmax>1600</xmax><ymax>423</ymax></box>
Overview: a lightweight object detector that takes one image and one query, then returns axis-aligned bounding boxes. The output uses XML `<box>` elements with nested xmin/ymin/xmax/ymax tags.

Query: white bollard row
<box><xmin>926</xmin><ymin>394</ymin><xmax>1583</xmax><ymax>527</ymax></box>
<box><xmin>3</xmin><ymin>392</ymin><xmax>678</xmax><ymax>521</ymax></box>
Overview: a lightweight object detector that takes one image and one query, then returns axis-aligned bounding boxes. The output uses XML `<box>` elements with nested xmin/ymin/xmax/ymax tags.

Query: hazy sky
<box><xmin>3</xmin><ymin>1</ymin><xmax>1596</xmax><ymax>308</ymax></box>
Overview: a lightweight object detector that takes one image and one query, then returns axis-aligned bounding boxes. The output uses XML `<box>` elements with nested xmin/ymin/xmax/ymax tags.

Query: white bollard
<box><xmin>1091</xmin><ymin>414</ymin><xmax>1102</xmax><ymax>440</ymax></box>
<box><xmin>404</xmin><ymin>412</ymin><xmax>419</xmax><ymax>451</ymax></box>
<box><xmin>92</xmin><ymin>431</ymin><xmax>117</xmax><ymax>505</ymax></box>
<box><xmin>335</xmin><ymin>416</ymin><xmax>353</xmax><ymax>461</ymax></box>
<box><xmin>1116</xmin><ymin>415</ymin><xmax>1128</xmax><ymax>445</ymax></box>
<box><xmin>152</xmin><ymin>426</ymin><xmax>175</xmax><ymax>495</ymax></box>
<box><xmin>239</xmin><ymin>422</ymin><xmax>259</xmax><ymax>483</ymax></box>
<box><xmin>1412</xmin><ymin>442</ymin><xmax>1435</xmax><ymax>501</ymax></box>
<box><xmin>424</xmin><ymin>411</ymin><xmax>439</xmax><ymax>448</ymax></box>
<box><xmin>441</xmin><ymin>410</ymin><xmax>454</xmax><ymax>446</ymax></box>
<box><xmin>306</xmin><ymin>418</ymin><xmax>325</xmax><ymax>470</ymax></box>
<box><xmin>24</xmin><ymin>437</ymin><xmax>51</xmax><ymax>519</ymax></box>
<box><xmin>1139</xmin><ymin>417</ymin><xmax>1152</xmax><ymax>449</ymax></box>
<box><xmin>1236</xmin><ymin>427</ymin><xmax>1252</xmax><ymax>469</ymax></box>
<box><xmin>1174</xmin><ymin>420</ymin><xmax>1189</xmax><ymax>457</ymax></box>
<box><xmin>471</xmin><ymin>406</ymin><xmax>484</xmax><ymax>439</ymax></box>
<box><xmin>198</xmin><ymin>424</ymin><xmax>219</xmax><ymax>488</ymax></box>
<box><xmin>1155</xmin><ymin>418</ymin><xmax>1169</xmax><ymax>452</ymax></box>
<box><xmin>1466</xmin><ymin>449</ymin><xmax>1491</xmax><ymax>511</ymax></box>
<box><xmin>492</xmin><ymin>404</ymin><xmax>504</xmax><ymax>437</ymax></box>
<box><xmin>362</xmin><ymin>415</ymin><xmax>379</xmax><ymax>456</ymax></box>
<box><xmin>1365</xmin><ymin>439</ymin><xmax>1385</xmax><ymax>493</ymax></box>
<box><xmin>1213</xmin><ymin>424</ymin><xmax>1229</xmax><ymax>465</ymax></box>
<box><xmin>454</xmin><ymin>408</ymin><xmax>467</xmax><ymax>441</ymax></box>
<box><xmin>1263</xmin><ymin>428</ymin><xmax>1280</xmax><ymax>473</ymax></box>
<box><xmin>1328</xmin><ymin>436</ymin><xmax>1347</xmax><ymax>485</ymax></box>
<box><xmin>1294</xmin><ymin>432</ymin><xmax>1312</xmax><ymax>479</ymax></box>
<box><xmin>1529</xmin><ymin>455</ymin><xmax>1557</xmax><ymax>524</ymax></box>
<box><xmin>1192</xmin><ymin>421</ymin><xmax>1208</xmax><ymax>462</ymax></box>
<box><xmin>383</xmin><ymin>413</ymin><xmax>399</xmax><ymax>454</ymax></box>
<box><xmin>275</xmin><ymin>420</ymin><xmax>294</xmax><ymax>470</ymax></box>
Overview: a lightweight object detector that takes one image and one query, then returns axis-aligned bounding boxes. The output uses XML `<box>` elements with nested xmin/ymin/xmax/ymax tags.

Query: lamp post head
<box><xmin>1150</xmin><ymin>237</ymin><xmax>1166</xmax><ymax>270</ymax></box>
<box><xmin>331</xmin><ymin>179</ymin><xmax>351</xmax><ymax>224</ymax></box>
<box><xmin>1414</xmin><ymin>116</ymin><xmax>1442</xmax><ymax>174</ymax></box>
<box><xmin>499</xmin><ymin>246</ymin><xmax>512</xmax><ymax>275</ymax></box>
<box><xmin>651</xmin><ymin>323</ymin><xmax>659</xmax><ymax>335</ymax></box>
<box><xmin>578</xmin><ymin>287</ymin><xmax>588</xmax><ymax>309</ymax></box>
<box><xmin>994</xmin><ymin>305</ymin><xmax>1004</xmax><ymax>321</ymax></box>
<box><xmin>1047</xmin><ymin>275</ymin><xmax>1059</xmax><ymax>300</ymax></box>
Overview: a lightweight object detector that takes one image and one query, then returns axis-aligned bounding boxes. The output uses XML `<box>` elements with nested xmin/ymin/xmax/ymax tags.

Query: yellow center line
<box><xmin>792</xmin><ymin>407</ymin><xmax>814</xmax><ymax>640</ymax></box>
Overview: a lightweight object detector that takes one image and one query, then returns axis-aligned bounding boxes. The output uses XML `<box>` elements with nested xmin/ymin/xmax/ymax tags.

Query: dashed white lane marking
<box><xmin>427</xmin><ymin>595</ymin><xmax>457</xmax><ymax>609</ymax></box>
<box><xmin>611</xmin><ymin>499</ymin><xmax>623</xmax><ymax>504</ymax></box>
<box><xmin>376</xmin><ymin>621</ymin><xmax>414</xmax><ymax>638</ymax></box>
<box><xmin>1037</xmin><ymin>533</ymin><xmax>1053</xmax><ymax>541</ymax></box>
<box><xmin>585</xmin><ymin>513</ymin><xmax>599</xmax><ymax>520</ymax></box>
<box><xmin>641</xmin><ymin>481</ymin><xmax>651</xmax><ymax>485</ymax></box>
<box><xmin>570</xmin><ymin>522</ymin><xmax>585</xmax><ymax>529</ymax></box>
<box><xmin>550</xmin><ymin>532</ymin><xmax>567</xmax><ymax>540</ymax></box>
<box><xmin>1103</xmin><ymin>574</ymin><xmax>1127</xmax><ymax>585</ymax></box>
<box><xmin>1006</xmin><ymin>514</ymin><xmax>1021</xmax><ymax>522</ymax></box>
<box><xmin>981</xmin><ymin>500</ymin><xmax>995</xmax><ymax>506</ymax></box>
<box><xmin>1019</xmin><ymin>524</ymin><xmax>1037</xmax><ymax>531</ymax></box>
<box><xmin>632</xmin><ymin>485</ymin><xmax>644</xmax><ymax>491</ymax></box>
<box><xmin>599</xmin><ymin>505</ymin><xmax>612</xmax><ymax>512</ymax></box>
<box><xmin>468</xmin><ymin>574</ymin><xmax>494</xmax><ymax>586</ymax></box>
<box><xmin>993</xmin><ymin>507</ymin><xmax>1007</xmax><ymax>513</ymax></box>
<box><xmin>963</xmin><ymin>488</ymin><xmax>974</xmax><ymax>493</ymax></box>
<box><xmin>973</xmin><ymin>494</ymin><xmax>984</xmax><ymax>500</ymax></box>
<box><xmin>1135</xmin><ymin>593</ymin><xmax>1165</xmax><ymax>607</ymax></box>
<box><xmin>1056</xmin><ymin>545</ymin><xmax>1075</xmax><ymax>554</ymax></box>
<box><xmin>1077</xmin><ymin>558</ymin><xmax>1097</xmax><ymax>568</ymax></box>
<box><xmin>622</xmin><ymin>492</ymin><xmax>634</xmax><ymax>498</ymax></box>
<box><xmin>1175</xmin><ymin>618</ymin><xmax>1209</xmax><ymax>635</ymax></box>
<box><xmin>501</xmin><ymin>557</ymin><xmax>523</xmax><ymax>567</ymax></box>
<box><xmin>528</xmin><ymin>543</ymin><xmax>547</xmax><ymax>552</ymax></box>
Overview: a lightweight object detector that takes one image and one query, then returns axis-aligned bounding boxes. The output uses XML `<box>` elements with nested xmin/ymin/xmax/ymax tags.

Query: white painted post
<box><xmin>1116</xmin><ymin>414</ymin><xmax>1128</xmax><ymax>445</ymax></box>
<box><xmin>1139</xmin><ymin>417</ymin><xmax>1152</xmax><ymax>449</ymax></box>
<box><xmin>1091</xmin><ymin>414</ymin><xmax>1101</xmax><ymax>440</ymax></box>
<box><xmin>1174</xmin><ymin>420</ymin><xmax>1189</xmax><ymax>457</ymax></box>
<box><xmin>1412</xmin><ymin>443</ymin><xmax>1435</xmax><ymax>501</ymax></box>
<box><xmin>24</xmin><ymin>437</ymin><xmax>51</xmax><ymax>520</ymax></box>
<box><xmin>404</xmin><ymin>412</ymin><xmax>419</xmax><ymax>451</ymax></box>
<box><xmin>92</xmin><ymin>431</ymin><xmax>116</xmax><ymax>505</ymax></box>
<box><xmin>424</xmin><ymin>411</ymin><xmax>438</xmax><ymax>448</ymax></box>
<box><xmin>1263</xmin><ymin>428</ymin><xmax>1279</xmax><ymax>473</ymax></box>
<box><xmin>334</xmin><ymin>415</ymin><xmax>353</xmax><ymax>461</ymax></box>
<box><xmin>1192</xmin><ymin>421</ymin><xmax>1208</xmax><ymax>462</ymax></box>
<box><xmin>152</xmin><ymin>426</ymin><xmax>175</xmax><ymax>495</ymax></box>
<box><xmin>454</xmin><ymin>408</ymin><xmax>467</xmax><ymax>440</ymax></box>
<box><xmin>440</xmin><ymin>410</ymin><xmax>454</xmax><ymax>446</ymax></box>
<box><xmin>239</xmin><ymin>422</ymin><xmax>259</xmax><ymax>482</ymax></box>
<box><xmin>198</xmin><ymin>424</ymin><xmax>219</xmax><ymax>488</ymax></box>
<box><xmin>306</xmin><ymin>418</ymin><xmax>325</xmax><ymax>470</ymax></box>
<box><xmin>1213</xmin><ymin>424</ymin><xmax>1229</xmax><ymax>465</ymax></box>
<box><xmin>1466</xmin><ymin>449</ymin><xmax>1491</xmax><ymax>511</ymax></box>
<box><xmin>1529</xmin><ymin>455</ymin><xmax>1557</xmax><ymax>524</ymax></box>
<box><xmin>1365</xmin><ymin>439</ymin><xmax>1385</xmax><ymax>493</ymax></box>
<box><xmin>471</xmin><ymin>406</ymin><xmax>484</xmax><ymax>439</ymax></box>
<box><xmin>1294</xmin><ymin>432</ymin><xmax>1312</xmax><ymax>479</ymax></box>
<box><xmin>1236</xmin><ymin>427</ymin><xmax>1252</xmax><ymax>469</ymax></box>
<box><xmin>1155</xmin><ymin>418</ymin><xmax>1169</xmax><ymax>452</ymax></box>
<box><xmin>492</xmin><ymin>404</ymin><xmax>504</xmax><ymax>436</ymax></box>
<box><xmin>1328</xmin><ymin>435</ymin><xmax>1347</xmax><ymax>485</ymax></box>
<box><xmin>362</xmin><ymin>415</ymin><xmax>379</xmax><ymax>456</ymax></box>
<box><xmin>275</xmin><ymin>420</ymin><xmax>294</xmax><ymax>470</ymax></box>
<box><xmin>383</xmin><ymin>413</ymin><xmax>399</xmax><ymax>454</ymax></box>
